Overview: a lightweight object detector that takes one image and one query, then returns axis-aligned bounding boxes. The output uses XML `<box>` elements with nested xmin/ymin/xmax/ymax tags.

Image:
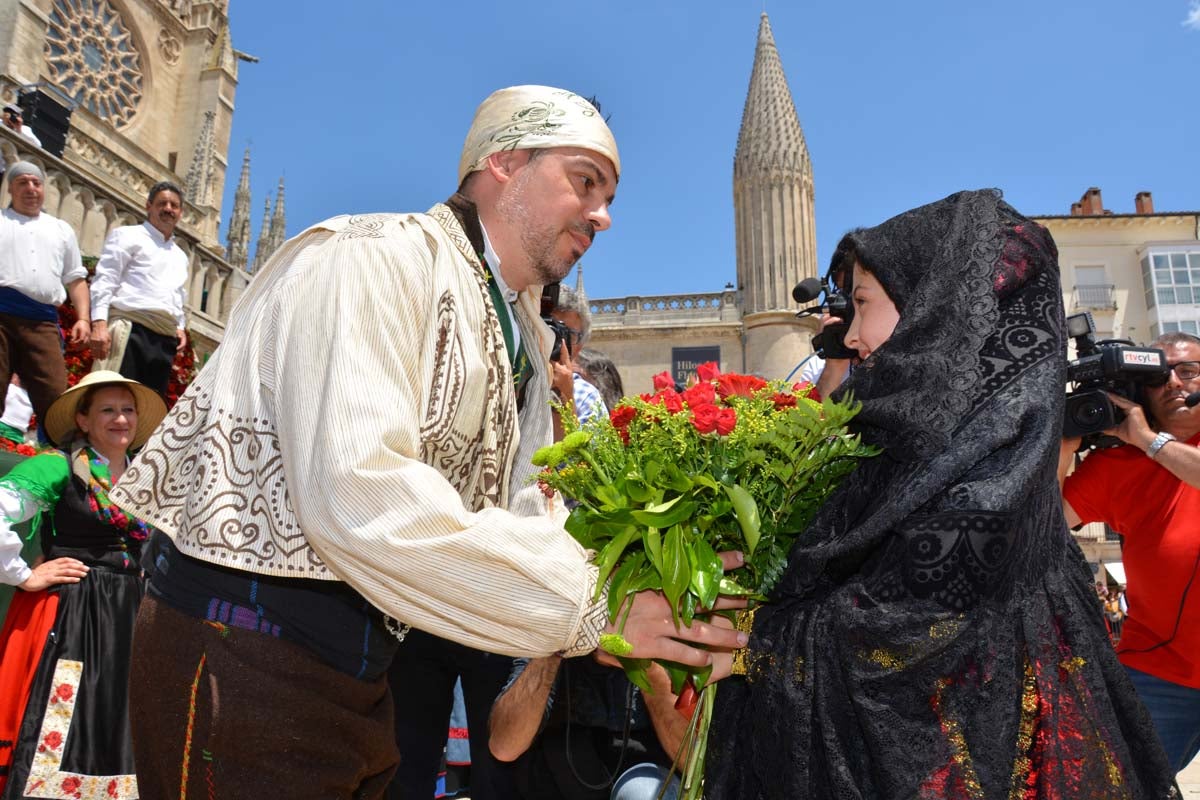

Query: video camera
<box><xmin>792</xmin><ymin>274</ymin><xmax>857</xmax><ymax>360</ymax></box>
<box><xmin>1063</xmin><ymin>311</ymin><xmax>1170</xmax><ymax>447</ymax></box>
<box><xmin>539</xmin><ymin>282</ymin><xmax>575</xmax><ymax>364</ymax></box>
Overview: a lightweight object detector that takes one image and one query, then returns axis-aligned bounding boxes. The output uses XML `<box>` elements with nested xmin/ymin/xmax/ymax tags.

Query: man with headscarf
<box><xmin>0</xmin><ymin>161</ymin><xmax>88</xmax><ymax>426</ymax></box>
<box><xmin>112</xmin><ymin>85</ymin><xmax>746</xmax><ymax>798</ymax></box>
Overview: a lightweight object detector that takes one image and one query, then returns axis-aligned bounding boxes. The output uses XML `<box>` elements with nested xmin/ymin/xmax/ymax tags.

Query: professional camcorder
<box><xmin>1063</xmin><ymin>311</ymin><xmax>1170</xmax><ymax>446</ymax></box>
<box><xmin>793</xmin><ymin>269</ymin><xmax>857</xmax><ymax>359</ymax></box>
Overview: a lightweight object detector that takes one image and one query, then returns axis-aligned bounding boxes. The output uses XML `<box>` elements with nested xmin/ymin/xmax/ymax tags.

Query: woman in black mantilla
<box><xmin>706</xmin><ymin>190</ymin><xmax>1178</xmax><ymax>799</ymax></box>
<box><xmin>0</xmin><ymin>371</ymin><xmax>165</xmax><ymax>800</ymax></box>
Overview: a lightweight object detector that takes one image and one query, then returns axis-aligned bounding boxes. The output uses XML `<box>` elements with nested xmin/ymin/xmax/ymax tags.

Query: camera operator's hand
<box><xmin>813</xmin><ymin>313</ymin><xmax>854</xmax><ymax>399</ymax></box>
<box><xmin>549</xmin><ymin>358</ymin><xmax>574</xmax><ymax>408</ymax></box>
<box><xmin>1058</xmin><ymin>436</ymin><xmax>1082</xmax><ymax>489</ymax></box>
<box><xmin>1104</xmin><ymin>392</ymin><xmax>1156</xmax><ymax>451</ymax></box>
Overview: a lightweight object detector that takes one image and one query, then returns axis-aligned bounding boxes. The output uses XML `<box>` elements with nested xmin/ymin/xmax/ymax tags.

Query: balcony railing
<box><xmin>0</xmin><ymin>125</ymin><xmax>248</xmax><ymax>356</ymax></box>
<box><xmin>1072</xmin><ymin>284</ymin><xmax>1117</xmax><ymax>311</ymax></box>
<box><xmin>589</xmin><ymin>291</ymin><xmax>741</xmax><ymax>327</ymax></box>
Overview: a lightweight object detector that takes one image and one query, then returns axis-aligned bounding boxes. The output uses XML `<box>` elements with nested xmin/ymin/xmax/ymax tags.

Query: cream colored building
<box><xmin>0</xmin><ymin>0</ymin><xmax>255</xmax><ymax>356</ymax></box>
<box><xmin>1037</xmin><ymin>187</ymin><xmax>1200</xmax><ymax>569</ymax></box>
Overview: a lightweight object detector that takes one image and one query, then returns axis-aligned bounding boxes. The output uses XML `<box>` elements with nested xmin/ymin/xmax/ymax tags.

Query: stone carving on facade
<box><xmin>158</xmin><ymin>28</ymin><xmax>182</xmax><ymax>64</ymax></box>
<box><xmin>183</xmin><ymin>110</ymin><xmax>216</xmax><ymax>207</ymax></box>
<box><xmin>45</xmin><ymin>0</ymin><xmax>144</xmax><ymax>128</ymax></box>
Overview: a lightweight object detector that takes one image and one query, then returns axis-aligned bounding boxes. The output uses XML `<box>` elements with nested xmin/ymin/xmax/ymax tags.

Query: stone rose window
<box><xmin>45</xmin><ymin>0</ymin><xmax>144</xmax><ymax>128</ymax></box>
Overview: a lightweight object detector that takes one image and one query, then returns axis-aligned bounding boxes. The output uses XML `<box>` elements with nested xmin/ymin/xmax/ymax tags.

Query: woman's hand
<box><xmin>18</xmin><ymin>557</ymin><xmax>88</xmax><ymax>592</ymax></box>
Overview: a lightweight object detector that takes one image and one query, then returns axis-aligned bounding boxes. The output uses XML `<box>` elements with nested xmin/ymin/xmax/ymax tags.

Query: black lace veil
<box><xmin>707</xmin><ymin>190</ymin><xmax>1177</xmax><ymax>799</ymax></box>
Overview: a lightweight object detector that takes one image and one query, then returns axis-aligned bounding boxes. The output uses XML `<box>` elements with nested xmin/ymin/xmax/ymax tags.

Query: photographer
<box><xmin>548</xmin><ymin>284</ymin><xmax>606</xmax><ymax>429</ymax></box>
<box><xmin>2</xmin><ymin>103</ymin><xmax>41</xmax><ymax>148</ymax></box>
<box><xmin>1059</xmin><ymin>331</ymin><xmax>1200</xmax><ymax>772</ymax></box>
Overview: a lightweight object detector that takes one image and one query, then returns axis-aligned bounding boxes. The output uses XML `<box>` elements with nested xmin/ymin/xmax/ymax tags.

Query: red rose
<box><xmin>682</xmin><ymin>381</ymin><xmax>716</xmax><ymax>409</ymax></box>
<box><xmin>772</xmin><ymin>392</ymin><xmax>797</xmax><ymax>410</ymax></box>
<box><xmin>610</xmin><ymin>406</ymin><xmax>636</xmax><ymax>429</ymax></box>
<box><xmin>690</xmin><ymin>404</ymin><xmax>720</xmax><ymax>434</ymax></box>
<box><xmin>792</xmin><ymin>380</ymin><xmax>819</xmax><ymax>400</ymax></box>
<box><xmin>657</xmin><ymin>389</ymin><xmax>684</xmax><ymax>414</ymax></box>
<box><xmin>652</xmin><ymin>371</ymin><xmax>675</xmax><ymax>391</ymax></box>
<box><xmin>715</xmin><ymin>407</ymin><xmax>737</xmax><ymax>435</ymax></box>
<box><xmin>696</xmin><ymin>362</ymin><xmax>721</xmax><ymax>382</ymax></box>
<box><xmin>717</xmin><ymin>373</ymin><xmax>768</xmax><ymax>400</ymax></box>
<box><xmin>61</xmin><ymin>776</ymin><xmax>81</xmax><ymax>793</ymax></box>
<box><xmin>55</xmin><ymin>683</ymin><xmax>73</xmax><ymax>702</ymax></box>
<box><xmin>43</xmin><ymin>730</ymin><xmax>63</xmax><ymax>750</ymax></box>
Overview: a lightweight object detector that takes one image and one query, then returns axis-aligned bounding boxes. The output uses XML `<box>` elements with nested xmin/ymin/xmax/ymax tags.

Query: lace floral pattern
<box><xmin>707</xmin><ymin>191</ymin><xmax>1179</xmax><ymax>799</ymax></box>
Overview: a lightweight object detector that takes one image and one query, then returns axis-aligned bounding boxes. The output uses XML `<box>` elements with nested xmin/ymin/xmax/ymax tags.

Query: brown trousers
<box><xmin>129</xmin><ymin>596</ymin><xmax>399</xmax><ymax>800</ymax></box>
<box><xmin>0</xmin><ymin>312</ymin><xmax>67</xmax><ymax>422</ymax></box>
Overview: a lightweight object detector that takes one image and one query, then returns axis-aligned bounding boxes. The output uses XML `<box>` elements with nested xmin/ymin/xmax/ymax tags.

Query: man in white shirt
<box><xmin>0</xmin><ymin>161</ymin><xmax>88</xmax><ymax>426</ymax></box>
<box><xmin>89</xmin><ymin>181</ymin><xmax>189</xmax><ymax>395</ymax></box>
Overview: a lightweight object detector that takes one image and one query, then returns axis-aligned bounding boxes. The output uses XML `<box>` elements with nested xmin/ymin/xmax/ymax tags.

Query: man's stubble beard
<box><xmin>495</xmin><ymin>171</ymin><xmax>581</xmax><ymax>287</ymax></box>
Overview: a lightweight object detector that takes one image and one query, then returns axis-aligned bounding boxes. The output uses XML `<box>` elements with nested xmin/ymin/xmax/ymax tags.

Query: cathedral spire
<box><xmin>733</xmin><ymin>12</ymin><xmax>817</xmax><ymax>315</ymax></box>
<box><xmin>226</xmin><ymin>147</ymin><xmax>252</xmax><ymax>269</ymax></box>
<box><xmin>252</xmin><ymin>194</ymin><xmax>272</xmax><ymax>271</ymax></box>
<box><xmin>574</xmin><ymin>263</ymin><xmax>587</xmax><ymax>302</ymax></box>
<box><xmin>265</xmin><ymin>176</ymin><xmax>286</xmax><ymax>256</ymax></box>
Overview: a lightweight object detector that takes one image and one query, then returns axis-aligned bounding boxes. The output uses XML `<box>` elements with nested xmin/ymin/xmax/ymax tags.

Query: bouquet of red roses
<box><xmin>533</xmin><ymin>362</ymin><xmax>877</xmax><ymax>797</ymax></box>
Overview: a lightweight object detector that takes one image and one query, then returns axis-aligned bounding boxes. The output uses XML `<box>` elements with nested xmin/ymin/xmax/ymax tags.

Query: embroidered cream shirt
<box><xmin>111</xmin><ymin>205</ymin><xmax>606</xmax><ymax>657</ymax></box>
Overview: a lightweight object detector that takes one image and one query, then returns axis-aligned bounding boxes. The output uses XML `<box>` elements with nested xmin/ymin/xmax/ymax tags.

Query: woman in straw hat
<box><xmin>0</xmin><ymin>371</ymin><xmax>165</xmax><ymax>799</ymax></box>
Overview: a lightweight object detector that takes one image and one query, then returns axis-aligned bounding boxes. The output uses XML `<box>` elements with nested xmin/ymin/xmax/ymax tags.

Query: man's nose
<box><xmin>587</xmin><ymin>203</ymin><xmax>611</xmax><ymax>233</ymax></box>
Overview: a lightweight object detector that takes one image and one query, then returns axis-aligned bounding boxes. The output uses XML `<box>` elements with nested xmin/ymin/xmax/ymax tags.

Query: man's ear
<box><xmin>484</xmin><ymin>150</ymin><xmax>530</xmax><ymax>184</ymax></box>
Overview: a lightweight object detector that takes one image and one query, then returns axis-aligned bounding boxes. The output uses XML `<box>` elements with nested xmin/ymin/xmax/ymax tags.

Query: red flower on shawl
<box><xmin>682</xmin><ymin>381</ymin><xmax>716</xmax><ymax>409</ymax></box>
<box><xmin>41</xmin><ymin>731</ymin><xmax>63</xmax><ymax>751</ymax></box>
<box><xmin>55</xmin><ymin>683</ymin><xmax>73</xmax><ymax>702</ymax></box>
<box><xmin>696</xmin><ymin>362</ymin><xmax>721</xmax><ymax>382</ymax></box>
<box><xmin>60</xmin><ymin>776</ymin><xmax>81</xmax><ymax>794</ymax></box>
<box><xmin>652</xmin><ymin>371</ymin><xmax>675</xmax><ymax>391</ymax></box>
<box><xmin>772</xmin><ymin>392</ymin><xmax>798</xmax><ymax>411</ymax></box>
<box><xmin>107</xmin><ymin>780</ymin><xmax>119</xmax><ymax>797</ymax></box>
<box><xmin>717</xmin><ymin>373</ymin><xmax>767</xmax><ymax>400</ymax></box>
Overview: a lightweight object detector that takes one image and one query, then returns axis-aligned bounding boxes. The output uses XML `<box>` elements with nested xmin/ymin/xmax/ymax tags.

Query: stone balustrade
<box><xmin>0</xmin><ymin>125</ymin><xmax>247</xmax><ymax>356</ymax></box>
<box><xmin>590</xmin><ymin>290</ymin><xmax>742</xmax><ymax>327</ymax></box>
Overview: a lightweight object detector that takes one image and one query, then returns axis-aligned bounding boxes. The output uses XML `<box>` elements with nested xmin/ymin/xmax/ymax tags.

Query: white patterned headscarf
<box><xmin>458</xmin><ymin>85</ymin><xmax>620</xmax><ymax>184</ymax></box>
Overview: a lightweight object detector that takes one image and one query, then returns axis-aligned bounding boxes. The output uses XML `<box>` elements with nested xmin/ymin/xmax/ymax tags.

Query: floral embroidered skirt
<box><xmin>0</xmin><ymin>563</ymin><xmax>144</xmax><ymax>800</ymax></box>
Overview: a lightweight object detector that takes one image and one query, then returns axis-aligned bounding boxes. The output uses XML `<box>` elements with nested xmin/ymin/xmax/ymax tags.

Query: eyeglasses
<box><xmin>1142</xmin><ymin>362</ymin><xmax>1200</xmax><ymax>388</ymax></box>
<box><xmin>1168</xmin><ymin>361</ymin><xmax>1200</xmax><ymax>381</ymax></box>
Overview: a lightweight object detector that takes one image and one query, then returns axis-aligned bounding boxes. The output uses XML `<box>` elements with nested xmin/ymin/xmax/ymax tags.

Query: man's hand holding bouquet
<box><xmin>533</xmin><ymin>362</ymin><xmax>877</xmax><ymax>796</ymax></box>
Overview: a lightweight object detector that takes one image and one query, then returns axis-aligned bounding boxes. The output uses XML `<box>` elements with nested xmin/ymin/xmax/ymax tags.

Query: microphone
<box><xmin>1186</xmin><ymin>392</ymin><xmax>1200</xmax><ymax>408</ymax></box>
<box><xmin>792</xmin><ymin>277</ymin><xmax>823</xmax><ymax>303</ymax></box>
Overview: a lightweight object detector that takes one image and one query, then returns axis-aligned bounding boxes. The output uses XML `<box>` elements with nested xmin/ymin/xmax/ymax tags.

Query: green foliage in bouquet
<box><xmin>533</xmin><ymin>364</ymin><xmax>877</xmax><ymax>682</ymax></box>
<box><xmin>533</xmin><ymin>363</ymin><xmax>878</xmax><ymax>797</ymax></box>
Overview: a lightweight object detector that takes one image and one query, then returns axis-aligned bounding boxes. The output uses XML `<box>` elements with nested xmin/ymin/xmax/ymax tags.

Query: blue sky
<box><xmin>221</xmin><ymin>0</ymin><xmax>1199</xmax><ymax>300</ymax></box>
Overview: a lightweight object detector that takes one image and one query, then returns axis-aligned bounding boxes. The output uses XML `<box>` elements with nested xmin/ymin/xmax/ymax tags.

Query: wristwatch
<box><xmin>1146</xmin><ymin>431</ymin><xmax>1176</xmax><ymax>459</ymax></box>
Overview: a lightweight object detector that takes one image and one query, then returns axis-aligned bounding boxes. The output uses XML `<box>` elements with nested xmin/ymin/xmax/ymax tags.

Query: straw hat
<box><xmin>44</xmin><ymin>371</ymin><xmax>168</xmax><ymax>449</ymax></box>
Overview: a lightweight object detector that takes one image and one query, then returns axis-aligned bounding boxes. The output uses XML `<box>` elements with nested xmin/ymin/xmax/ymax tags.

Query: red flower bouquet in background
<box><xmin>532</xmin><ymin>363</ymin><xmax>877</xmax><ymax>797</ymax></box>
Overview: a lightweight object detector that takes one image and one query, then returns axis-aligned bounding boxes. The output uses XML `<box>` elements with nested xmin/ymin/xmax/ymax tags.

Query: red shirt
<box><xmin>1064</xmin><ymin>432</ymin><xmax>1200</xmax><ymax>688</ymax></box>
